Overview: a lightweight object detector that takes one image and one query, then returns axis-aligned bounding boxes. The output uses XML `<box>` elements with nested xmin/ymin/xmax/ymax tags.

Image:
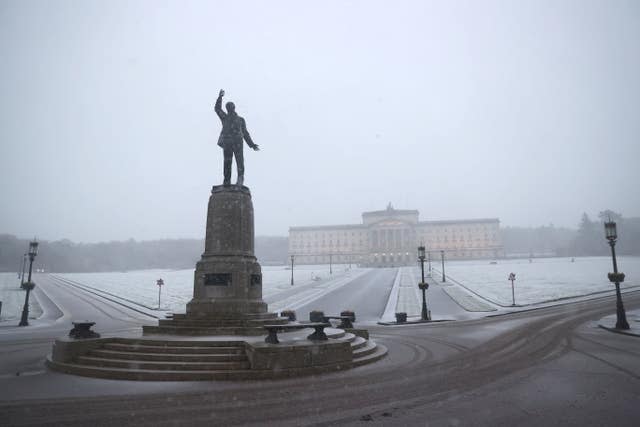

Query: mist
<box><xmin>1</xmin><ymin>0</ymin><xmax>639</xmax><ymax>243</ymax></box>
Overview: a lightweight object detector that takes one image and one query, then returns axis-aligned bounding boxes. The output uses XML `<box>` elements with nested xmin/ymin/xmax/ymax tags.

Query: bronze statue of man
<box><xmin>214</xmin><ymin>89</ymin><xmax>259</xmax><ymax>186</ymax></box>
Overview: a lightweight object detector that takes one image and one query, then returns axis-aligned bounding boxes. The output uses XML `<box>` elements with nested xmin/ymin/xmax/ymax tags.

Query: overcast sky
<box><xmin>1</xmin><ymin>0</ymin><xmax>639</xmax><ymax>242</ymax></box>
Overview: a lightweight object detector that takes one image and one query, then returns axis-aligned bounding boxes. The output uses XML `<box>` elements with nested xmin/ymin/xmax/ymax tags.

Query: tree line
<box><xmin>502</xmin><ymin>210</ymin><xmax>640</xmax><ymax>257</ymax></box>
<box><xmin>0</xmin><ymin>235</ymin><xmax>288</xmax><ymax>273</ymax></box>
<box><xmin>1</xmin><ymin>210</ymin><xmax>638</xmax><ymax>273</ymax></box>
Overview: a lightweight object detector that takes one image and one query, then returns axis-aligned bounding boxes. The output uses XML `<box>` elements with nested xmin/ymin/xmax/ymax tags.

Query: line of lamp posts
<box><xmin>159</xmin><ymin>221</ymin><xmax>629</xmax><ymax>328</ymax></box>
<box><xmin>417</xmin><ymin>220</ymin><xmax>630</xmax><ymax>328</ymax></box>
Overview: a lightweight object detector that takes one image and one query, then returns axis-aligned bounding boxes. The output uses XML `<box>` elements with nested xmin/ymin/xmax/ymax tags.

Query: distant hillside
<box><xmin>0</xmin><ymin>234</ymin><xmax>289</xmax><ymax>273</ymax></box>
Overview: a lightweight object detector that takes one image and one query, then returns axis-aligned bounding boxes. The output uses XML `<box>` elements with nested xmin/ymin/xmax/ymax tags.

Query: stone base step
<box><xmin>352</xmin><ymin>342</ymin><xmax>388</xmax><ymax>367</ymax></box>
<box><xmin>350</xmin><ymin>336</ymin><xmax>368</xmax><ymax>350</ymax></box>
<box><xmin>171</xmin><ymin>312</ymin><xmax>280</xmax><ymax>321</ymax></box>
<box><xmin>88</xmin><ymin>349</ymin><xmax>247</xmax><ymax>362</ymax></box>
<box><xmin>46</xmin><ymin>358</ymin><xmax>352</xmax><ymax>381</ymax></box>
<box><xmin>158</xmin><ymin>317</ymin><xmax>289</xmax><ymax>327</ymax></box>
<box><xmin>102</xmin><ymin>342</ymin><xmax>245</xmax><ymax>355</ymax></box>
<box><xmin>352</xmin><ymin>340</ymin><xmax>378</xmax><ymax>359</ymax></box>
<box><xmin>111</xmin><ymin>338</ymin><xmax>246</xmax><ymax>347</ymax></box>
<box><xmin>75</xmin><ymin>355</ymin><xmax>251</xmax><ymax>371</ymax></box>
<box><xmin>142</xmin><ymin>325</ymin><xmax>267</xmax><ymax>336</ymax></box>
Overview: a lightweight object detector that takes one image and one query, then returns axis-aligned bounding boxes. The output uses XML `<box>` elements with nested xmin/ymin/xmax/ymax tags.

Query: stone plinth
<box><xmin>186</xmin><ymin>185</ymin><xmax>267</xmax><ymax>317</ymax></box>
<box><xmin>142</xmin><ymin>185</ymin><xmax>286</xmax><ymax>336</ymax></box>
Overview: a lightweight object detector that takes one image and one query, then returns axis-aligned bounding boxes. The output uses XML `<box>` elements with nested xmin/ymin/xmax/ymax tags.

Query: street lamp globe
<box><xmin>29</xmin><ymin>240</ymin><xmax>39</xmax><ymax>258</ymax></box>
<box><xmin>604</xmin><ymin>221</ymin><xmax>617</xmax><ymax>241</ymax></box>
<box><xmin>418</xmin><ymin>245</ymin><xmax>426</xmax><ymax>260</ymax></box>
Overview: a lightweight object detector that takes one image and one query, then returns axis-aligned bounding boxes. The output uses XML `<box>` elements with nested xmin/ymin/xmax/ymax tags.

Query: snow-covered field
<box><xmin>55</xmin><ymin>264</ymin><xmax>352</xmax><ymax>313</ymax></box>
<box><xmin>441</xmin><ymin>256</ymin><xmax>640</xmax><ymax>306</ymax></box>
<box><xmin>0</xmin><ymin>273</ymin><xmax>42</xmax><ymax>321</ymax></box>
<box><xmin>3</xmin><ymin>257</ymin><xmax>637</xmax><ymax>318</ymax></box>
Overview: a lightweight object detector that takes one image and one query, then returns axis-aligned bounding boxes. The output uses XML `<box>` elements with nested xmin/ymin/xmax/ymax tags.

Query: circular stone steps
<box><xmin>47</xmin><ymin>330</ymin><xmax>388</xmax><ymax>381</ymax></box>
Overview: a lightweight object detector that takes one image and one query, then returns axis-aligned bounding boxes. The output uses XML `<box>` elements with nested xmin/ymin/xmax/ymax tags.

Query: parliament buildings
<box><xmin>288</xmin><ymin>204</ymin><xmax>504</xmax><ymax>267</ymax></box>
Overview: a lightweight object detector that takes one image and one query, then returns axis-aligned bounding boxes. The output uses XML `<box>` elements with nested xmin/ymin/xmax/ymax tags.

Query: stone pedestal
<box><xmin>143</xmin><ymin>185</ymin><xmax>285</xmax><ymax>336</ymax></box>
<box><xmin>186</xmin><ymin>185</ymin><xmax>267</xmax><ymax>317</ymax></box>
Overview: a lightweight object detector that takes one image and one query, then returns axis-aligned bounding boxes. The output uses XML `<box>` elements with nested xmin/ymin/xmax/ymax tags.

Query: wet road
<box><xmin>1</xmin><ymin>278</ymin><xmax>639</xmax><ymax>426</ymax></box>
<box><xmin>0</xmin><ymin>274</ymin><xmax>157</xmax><ymax>378</ymax></box>
<box><xmin>295</xmin><ymin>268</ymin><xmax>397</xmax><ymax>322</ymax></box>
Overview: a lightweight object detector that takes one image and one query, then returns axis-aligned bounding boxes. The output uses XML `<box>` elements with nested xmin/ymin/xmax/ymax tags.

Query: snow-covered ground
<box><xmin>440</xmin><ymin>256</ymin><xmax>640</xmax><ymax>306</ymax></box>
<box><xmin>0</xmin><ymin>273</ymin><xmax>42</xmax><ymax>321</ymax></box>
<box><xmin>4</xmin><ymin>257</ymin><xmax>636</xmax><ymax>319</ymax></box>
<box><xmin>55</xmin><ymin>264</ymin><xmax>354</xmax><ymax>313</ymax></box>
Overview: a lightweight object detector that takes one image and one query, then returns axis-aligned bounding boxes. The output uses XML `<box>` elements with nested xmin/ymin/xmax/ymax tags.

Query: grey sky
<box><xmin>1</xmin><ymin>0</ymin><xmax>639</xmax><ymax>242</ymax></box>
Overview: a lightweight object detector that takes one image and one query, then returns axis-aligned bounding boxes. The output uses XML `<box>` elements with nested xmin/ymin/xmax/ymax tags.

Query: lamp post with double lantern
<box><xmin>418</xmin><ymin>246</ymin><xmax>430</xmax><ymax>321</ymax></box>
<box><xmin>604</xmin><ymin>220</ymin><xmax>629</xmax><ymax>330</ymax></box>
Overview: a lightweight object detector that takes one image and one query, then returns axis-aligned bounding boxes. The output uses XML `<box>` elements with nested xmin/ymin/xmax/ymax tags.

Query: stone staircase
<box><xmin>142</xmin><ymin>312</ymin><xmax>290</xmax><ymax>336</ymax></box>
<box><xmin>47</xmin><ymin>330</ymin><xmax>387</xmax><ymax>381</ymax></box>
<box><xmin>333</xmin><ymin>331</ymin><xmax>388</xmax><ymax>367</ymax></box>
<box><xmin>48</xmin><ymin>338</ymin><xmax>252</xmax><ymax>381</ymax></box>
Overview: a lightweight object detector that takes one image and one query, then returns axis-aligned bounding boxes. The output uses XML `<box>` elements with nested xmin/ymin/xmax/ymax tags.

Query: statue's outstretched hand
<box><xmin>218</xmin><ymin>89</ymin><xmax>225</xmax><ymax>97</ymax></box>
<box><xmin>252</xmin><ymin>144</ymin><xmax>260</xmax><ymax>151</ymax></box>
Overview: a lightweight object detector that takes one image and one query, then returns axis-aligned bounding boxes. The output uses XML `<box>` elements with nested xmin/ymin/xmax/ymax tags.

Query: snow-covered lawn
<box><xmin>0</xmin><ymin>273</ymin><xmax>42</xmax><ymax>321</ymax></box>
<box><xmin>441</xmin><ymin>256</ymin><xmax>640</xmax><ymax>306</ymax></box>
<box><xmin>56</xmin><ymin>264</ymin><xmax>354</xmax><ymax>313</ymax></box>
<box><xmin>6</xmin><ymin>257</ymin><xmax>635</xmax><ymax>317</ymax></box>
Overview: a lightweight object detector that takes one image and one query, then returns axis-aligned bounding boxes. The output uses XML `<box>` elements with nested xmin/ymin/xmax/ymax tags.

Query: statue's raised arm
<box><xmin>214</xmin><ymin>89</ymin><xmax>226</xmax><ymax>121</ymax></box>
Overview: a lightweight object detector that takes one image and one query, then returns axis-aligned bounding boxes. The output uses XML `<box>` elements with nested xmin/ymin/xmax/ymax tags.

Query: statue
<box><xmin>214</xmin><ymin>89</ymin><xmax>259</xmax><ymax>186</ymax></box>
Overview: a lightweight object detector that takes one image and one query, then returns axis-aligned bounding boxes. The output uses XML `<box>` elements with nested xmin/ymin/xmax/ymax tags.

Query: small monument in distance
<box><xmin>143</xmin><ymin>90</ymin><xmax>285</xmax><ymax>335</ymax></box>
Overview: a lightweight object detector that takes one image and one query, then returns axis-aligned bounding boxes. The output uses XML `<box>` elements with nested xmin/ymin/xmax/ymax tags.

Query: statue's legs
<box><xmin>223</xmin><ymin>145</ymin><xmax>234</xmax><ymax>185</ymax></box>
<box><xmin>233</xmin><ymin>143</ymin><xmax>244</xmax><ymax>186</ymax></box>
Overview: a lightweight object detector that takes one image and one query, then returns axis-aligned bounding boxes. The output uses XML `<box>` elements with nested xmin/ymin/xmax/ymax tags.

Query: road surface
<box><xmin>1</xmin><ymin>274</ymin><xmax>639</xmax><ymax>426</ymax></box>
<box><xmin>295</xmin><ymin>268</ymin><xmax>397</xmax><ymax>322</ymax></box>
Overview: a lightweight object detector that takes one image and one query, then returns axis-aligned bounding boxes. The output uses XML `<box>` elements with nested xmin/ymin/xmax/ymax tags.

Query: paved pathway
<box><xmin>294</xmin><ymin>268</ymin><xmax>397</xmax><ymax>322</ymax></box>
<box><xmin>384</xmin><ymin>266</ymin><xmax>496</xmax><ymax>321</ymax></box>
<box><xmin>266</xmin><ymin>268</ymin><xmax>372</xmax><ymax>314</ymax></box>
<box><xmin>442</xmin><ymin>286</ymin><xmax>497</xmax><ymax>312</ymax></box>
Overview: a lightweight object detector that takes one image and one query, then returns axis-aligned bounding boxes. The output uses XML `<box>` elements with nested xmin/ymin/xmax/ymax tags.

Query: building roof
<box><xmin>418</xmin><ymin>218</ymin><xmax>500</xmax><ymax>226</ymax></box>
<box><xmin>362</xmin><ymin>203</ymin><xmax>419</xmax><ymax>217</ymax></box>
<box><xmin>289</xmin><ymin>224</ymin><xmax>366</xmax><ymax>232</ymax></box>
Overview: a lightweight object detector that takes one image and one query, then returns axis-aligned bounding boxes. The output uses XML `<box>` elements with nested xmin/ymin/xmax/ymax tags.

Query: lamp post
<box><xmin>19</xmin><ymin>240</ymin><xmax>38</xmax><ymax>326</ymax></box>
<box><xmin>156</xmin><ymin>278</ymin><xmax>164</xmax><ymax>309</ymax></box>
<box><xmin>441</xmin><ymin>250</ymin><xmax>446</xmax><ymax>283</ymax></box>
<box><xmin>290</xmin><ymin>255</ymin><xmax>295</xmax><ymax>286</ymax></box>
<box><xmin>329</xmin><ymin>254</ymin><xmax>333</xmax><ymax>275</ymax></box>
<box><xmin>20</xmin><ymin>253</ymin><xmax>27</xmax><ymax>286</ymax></box>
<box><xmin>418</xmin><ymin>246</ymin><xmax>430</xmax><ymax>321</ymax></box>
<box><xmin>604</xmin><ymin>221</ymin><xmax>630</xmax><ymax>330</ymax></box>
<box><xmin>427</xmin><ymin>251</ymin><xmax>432</xmax><ymax>275</ymax></box>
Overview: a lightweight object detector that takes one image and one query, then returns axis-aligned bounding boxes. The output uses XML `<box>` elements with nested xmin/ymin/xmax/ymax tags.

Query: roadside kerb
<box><xmin>380</xmin><ymin>268</ymin><xmax>402</xmax><ymax>323</ymax></box>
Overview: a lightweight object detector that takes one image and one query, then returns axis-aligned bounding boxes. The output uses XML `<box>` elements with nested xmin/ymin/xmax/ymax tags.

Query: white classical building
<box><xmin>288</xmin><ymin>204</ymin><xmax>504</xmax><ymax>267</ymax></box>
